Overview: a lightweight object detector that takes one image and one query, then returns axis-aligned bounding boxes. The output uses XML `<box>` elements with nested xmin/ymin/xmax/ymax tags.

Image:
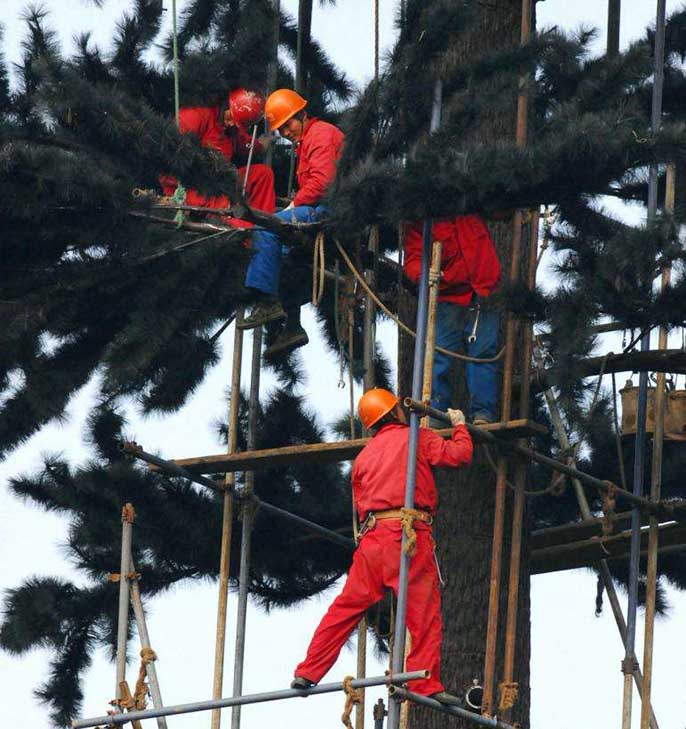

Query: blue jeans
<box><xmin>432</xmin><ymin>301</ymin><xmax>500</xmax><ymax>421</ymax></box>
<box><xmin>245</xmin><ymin>205</ymin><xmax>327</xmax><ymax>296</ymax></box>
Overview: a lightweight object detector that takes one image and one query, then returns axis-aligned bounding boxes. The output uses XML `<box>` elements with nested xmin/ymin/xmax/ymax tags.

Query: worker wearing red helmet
<box><xmin>240</xmin><ymin>88</ymin><xmax>345</xmax><ymax>357</ymax></box>
<box><xmin>160</xmin><ymin>88</ymin><xmax>276</xmax><ymax>217</ymax></box>
<box><xmin>291</xmin><ymin>389</ymin><xmax>473</xmax><ymax>705</ymax></box>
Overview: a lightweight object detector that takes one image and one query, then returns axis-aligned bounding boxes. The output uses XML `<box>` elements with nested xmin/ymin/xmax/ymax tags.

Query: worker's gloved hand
<box><xmin>447</xmin><ymin>408</ymin><xmax>466</xmax><ymax>427</ymax></box>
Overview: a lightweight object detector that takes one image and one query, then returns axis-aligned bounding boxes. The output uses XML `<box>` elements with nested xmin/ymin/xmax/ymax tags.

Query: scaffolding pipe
<box><xmin>211</xmin><ymin>313</ymin><xmax>244</xmax><ymax>729</ymax></box>
<box><xmin>623</xmin><ymin>3</ymin><xmax>666</xmax><ymax>727</ymax></box>
<box><xmin>114</xmin><ymin>505</ymin><xmax>135</xmax><ymax>711</ymax></box>
<box><xmin>71</xmin><ymin>671</ymin><xmax>429</xmax><ymax>728</ymax></box>
<box><xmin>502</xmin><ymin>207</ymin><xmax>538</xmax><ymax>720</ymax></box>
<box><xmin>265</xmin><ymin>0</ymin><xmax>280</xmax><ymax>168</ymax></box>
<box><xmin>420</xmin><ymin>241</ymin><xmax>442</xmax><ymax>428</ymax></box>
<box><xmin>387</xmin><ymin>78</ymin><xmax>442</xmax><ymax>729</ymax></box>
<box><xmin>640</xmin><ymin>140</ymin><xmax>674</xmax><ymax>729</ymax></box>
<box><xmin>231</xmin><ymin>325</ymin><xmax>262</xmax><ymax>729</ymax></box>
<box><xmin>535</xmin><ymin>349</ymin><xmax>660</xmax><ymax>729</ymax></box>
<box><xmin>389</xmin><ymin>688</ymin><xmax>517</xmax><ymax>729</ymax></box>
<box><xmin>122</xmin><ymin>443</ymin><xmax>355</xmax><ymax>549</ymax></box>
<box><xmin>482</xmin><ymin>0</ymin><xmax>533</xmax><ymax>713</ymax></box>
<box><xmin>129</xmin><ymin>555</ymin><xmax>168</xmax><ymax>729</ymax></box>
<box><xmin>403</xmin><ymin>399</ymin><xmax>667</xmax><ymax>518</ymax></box>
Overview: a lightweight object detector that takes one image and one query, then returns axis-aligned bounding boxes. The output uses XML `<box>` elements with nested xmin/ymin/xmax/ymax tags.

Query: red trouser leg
<box><xmin>294</xmin><ymin>532</ymin><xmax>386</xmax><ymax>682</ymax></box>
<box><xmin>238</xmin><ymin>163</ymin><xmax>276</xmax><ymax>213</ymax></box>
<box><xmin>385</xmin><ymin>527</ymin><xmax>444</xmax><ymax>696</ymax></box>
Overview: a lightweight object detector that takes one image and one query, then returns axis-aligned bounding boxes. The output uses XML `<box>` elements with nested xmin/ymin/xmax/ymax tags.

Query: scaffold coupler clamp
<box><xmin>621</xmin><ymin>656</ymin><xmax>640</xmax><ymax>674</ymax></box>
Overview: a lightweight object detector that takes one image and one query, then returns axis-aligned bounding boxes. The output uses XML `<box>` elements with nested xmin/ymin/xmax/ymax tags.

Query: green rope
<box><xmin>172</xmin><ymin>0</ymin><xmax>180</xmax><ymax>127</ymax></box>
<box><xmin>172</xmin><ymin>183</ymin><xmax>187</xmax><ymax>228</ymax></box>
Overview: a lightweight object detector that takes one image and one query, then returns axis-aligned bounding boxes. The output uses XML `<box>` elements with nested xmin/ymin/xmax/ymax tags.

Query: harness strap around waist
<box><xmin>360</xmin><ymin>508</ymin><xmax>433</xmax><ymax>557</ymax></box>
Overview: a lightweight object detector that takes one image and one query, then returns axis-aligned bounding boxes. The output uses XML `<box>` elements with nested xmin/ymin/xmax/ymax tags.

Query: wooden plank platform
<box><xmin>149</xmin><ymin>418</ymin><xmax>546</xmax><ymax>475</ymax></box>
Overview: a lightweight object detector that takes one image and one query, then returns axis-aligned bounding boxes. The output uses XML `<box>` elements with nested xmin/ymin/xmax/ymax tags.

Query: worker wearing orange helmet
<box><xmin>241</xmin><ymin>88</ymin><xmax>345</xmax><ymax>357</ymax></box>
<box><xmin>160</xmin><ymin>88</ymin><xmax>276</xmax><ymax>216</ymax></box>
<box><xmin>291</xmin><ymin>389</ymin><xmax>473</xmax><ymax>704</ymax></box>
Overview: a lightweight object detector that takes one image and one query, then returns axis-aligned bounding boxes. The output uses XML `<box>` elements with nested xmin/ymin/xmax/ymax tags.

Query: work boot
<box><xmin>264</xmin><ymin>325</ymin><xmax>309</xmax><ymax>358</ymax></box>
<box><xmin>239</xmin><ymin>301</ymin><xmax>286</xmax><ymax>330</ymax></box>
<box><xmin>431</xmin><ymin>691</ymin><xmax>464</xmax><ymax>707</ymax></box>
<box><xmin>291</xmin><ymin>676</ymin><xmax>316</xmax><ymax>690</ymax></box>
<box><xmin>472</xmin><ymin>413</ymin><xmax>493</xmax><ymax>427</ymax></box>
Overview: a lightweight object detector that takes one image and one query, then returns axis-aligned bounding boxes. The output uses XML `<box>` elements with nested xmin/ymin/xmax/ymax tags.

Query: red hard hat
<box><xmin>228</xmin><ymin>88</ymin><xmax>265</xmax><ymax>128</ymax></box>
<box><xmin>358</xmin><ymin>389</ymin><xmax>399</xmax><ymax>430</ymax></box>
<box><xmin>265</xmin><ymin>88</ymin><xmax>307</xmax><ymax>131</ymax></box>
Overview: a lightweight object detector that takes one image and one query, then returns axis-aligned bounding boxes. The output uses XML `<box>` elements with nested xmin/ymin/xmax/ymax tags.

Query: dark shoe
<box><xmin>239</xmin><ymin>301</ymin><xmax>286</xmax><ymax>330</ymax></box>
<box><xmin>291</xmin><ymin>676</ymin><xmax>316</xmax><ymax>690</ymax></box>
<box><xmin>472</xmin><ymin>413</ymin><xmax>493</xmax><ymax>426</ymax></box>
<box><xmin>264</xmin><ymin>325</ymin><xmax>309</xmax><ymax>358</ymax></box>
<box><xmin>431</xmin><ymin>691</ymin><xmax>464</xmax><ymax>707</ymax></box>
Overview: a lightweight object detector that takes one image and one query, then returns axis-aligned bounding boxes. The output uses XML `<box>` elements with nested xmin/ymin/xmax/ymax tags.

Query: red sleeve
<box><xmin>293</xmin><ymin>126</ymin><xmax>343</xmax><ymax>207</ymax></box>
<box><xmin>420</xmin><ymin>424</ymin><xmax>473</xmax><ymax>468</ymax></box>
<box><xmin>177</xmin><ymin>107</ymin><xmax>207</xmax><ymax>136</ymax></box>
<box><xmin>402</xmin><ymin>222</ymin><xmax>424</xmax><ymax>283</ymax></box>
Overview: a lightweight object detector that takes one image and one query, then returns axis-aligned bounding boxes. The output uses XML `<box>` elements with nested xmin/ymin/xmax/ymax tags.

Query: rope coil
<box><xmin>400</xmin><ymin>508</ymin><xmax>428</xmax><ymax>557</ymax></box>
<box><xmin>312</xmin><ymin>230</ymin><xmax>326</xmax><ymax>305</ymax></box>
<box><xmin>341</xmin><ymin>675</ymin><xmax>363</xmax><ymax>729</ymax></box>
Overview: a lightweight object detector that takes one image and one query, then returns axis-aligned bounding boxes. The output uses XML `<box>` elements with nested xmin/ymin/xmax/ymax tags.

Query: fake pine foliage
<box><xmin>3</xmin><ymin>1</ymin><xmax>686</xmax><ymax>726</ymax></box>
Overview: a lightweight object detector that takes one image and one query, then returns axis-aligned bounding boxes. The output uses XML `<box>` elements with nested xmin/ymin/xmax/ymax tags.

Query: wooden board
<box><xmin>149</xmin><ymin>419</ymin><xmax>547</xmax><ymax>475</ymax></box>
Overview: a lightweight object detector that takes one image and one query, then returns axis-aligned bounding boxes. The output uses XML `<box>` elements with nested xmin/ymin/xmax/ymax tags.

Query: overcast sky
<box><xmin>2</xmin><ymin>2</ymin><xmax>686</xmax><ymax>729</ymax></box>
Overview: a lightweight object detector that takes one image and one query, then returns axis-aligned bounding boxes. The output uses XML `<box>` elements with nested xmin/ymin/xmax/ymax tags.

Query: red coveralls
<box><xmin>160</xmin><ymin>105</ymin><xmax>276</xmax><ymax>219</ymax></box>
<box><xmin>294</xmin><ymin>422</ymin><xmax>473</xmax><ymax>696</ymax></box>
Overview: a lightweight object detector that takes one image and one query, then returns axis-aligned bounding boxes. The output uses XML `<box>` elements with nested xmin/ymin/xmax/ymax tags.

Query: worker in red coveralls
<box><xmin>160</xmin><ymin>88</ymin><xmax>276</xmax><ymax>218</ymax></box>
<box><xmin>291</xmin><ymin>388</ymin><xmax>473</xmax><ymax>706</ymax></box>
<box><xmin>240</xmin><ymin>88</ymin><xmax>345</xmax><ymax>357</ymax></box>
<box><xmin>404</xmin><ymin>216</ymin><xmax>501</xmax><ymax>425</ymax></box>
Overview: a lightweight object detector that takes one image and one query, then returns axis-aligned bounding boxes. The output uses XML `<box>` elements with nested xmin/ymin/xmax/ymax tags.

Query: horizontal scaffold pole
<box><xmin>388</xmin><ymin>687</ymin><xmax>517</xmax><ymax>729</ymax></box>
<box><xmin>121</xmin><ymin>442</ymin><xmax>354</xmax><ymax>550</ymax></box>
<box><xmin>403</xmin><ymin>399</ymin><xmax>670</xmax><ymax>519</ymax></box>
<box><xmin>72</xmin><ymin>670</ymin><xmax>429</xmax><ymax>728</ymax></box>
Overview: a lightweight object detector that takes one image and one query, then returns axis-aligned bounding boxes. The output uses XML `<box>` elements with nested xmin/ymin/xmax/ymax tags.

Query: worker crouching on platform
<box><xmin>291</xmin><ymin>388</ymin><xmax>473</xmax><ymax>704</ymax></box>
<box><xmin>240</xmin><ymin>88</ymin><xmax>345</xmax><ymax>357</ymax></box>
<box><xmin>160</xmin><ymin>88</ymin><xmax>276</xmax><ymax>216</ymax></box>
<box><xmin>404</xmin><ymin>216</ymin><xmax>501</xmax><ymax>424</ymax></box>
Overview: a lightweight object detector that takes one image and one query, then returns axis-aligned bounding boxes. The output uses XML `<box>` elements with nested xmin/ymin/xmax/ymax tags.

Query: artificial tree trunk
<box><xmin>398</xmin><ymin>2</ymin><xmax>533</xmax><ymax>727</ymax></box>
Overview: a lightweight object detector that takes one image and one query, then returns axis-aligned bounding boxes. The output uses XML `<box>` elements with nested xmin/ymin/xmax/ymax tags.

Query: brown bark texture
<box><xmin>398</xmin><ymin>2</ymin><xmax>534</xmax><ymax>727</ymax></box>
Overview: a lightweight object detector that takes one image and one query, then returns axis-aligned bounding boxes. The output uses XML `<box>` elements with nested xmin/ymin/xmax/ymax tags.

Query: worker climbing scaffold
<box><xmin>292</xmin><ymin>388</ymin><xmax>472</xmax><ymax>705</ymax></box>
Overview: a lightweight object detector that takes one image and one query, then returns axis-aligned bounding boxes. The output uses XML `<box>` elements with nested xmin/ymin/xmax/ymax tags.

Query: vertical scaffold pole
<box><xmin>211</xmin><ymin>313</ymin><xmax>245</xmax><ymax>729</ymax></box>
<box><xmin>535</xmin><ymin>350</ymin><xmax>660</xmax><ymax>729</ymax></box>
<box><xmin>265</xmin><ymin>0</ymin><xmax>280</xmax><ymax>169</ymax></box>
<box><xmin>623</xmin><ymin>4</ymin><xmax>666</xmax><ymax>728</ymax></box>
<box><xmin>420</xmin><ymin>241</ymin><xmax>443</xmax><ymax>428</ymax></box>
<box><xmin>482</xmin><ymin>0</ymin><xmax>532</xmax><ymax>717</ymax></box>
<box><xmin>129</xmin><ymin>555</ymin><xmax>168</xmax><ymax>729</ymax></box>
<box><xmin>231</xmin><ymin>325</ymin><xmax>263</xmax><ymax>729</ymax></box>
<box><xmin>640</xmin><ymin>149</ymin><xmax>674</xmax><ymax>729</ymax></box>
<box><xmin>386</xmin><ymin>78</ymin><xmax>442</xmax><ymax>729</ymax></box>
<box><xmin>607</xmin><ymin>0</ymin><xmax>621</xmax><ymax>58</ymax></box>
<box><xmin>115</xmin><ymin>504</ymin><xmax>135</xmax><ymax>711</ymax></box>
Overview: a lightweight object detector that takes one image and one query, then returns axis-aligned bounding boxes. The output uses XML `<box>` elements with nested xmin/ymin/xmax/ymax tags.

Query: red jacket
<box><xmin>404</xmin><ymin>215</ymin><xmax>501</xmax><ymax>306</ymax></box>
<box><xmin>293</xmin><ymin>118</ymin><xmax>345</xmax><ymax>207</ymax></box>
<box><xmin>160</xmin><ymin>105</ymin><xmax>259</xmax><ymax>204</ymax></box>
<box><xmin>351</xmin><ymin>423</ymin><xmax>473</xmax><ymax>521</ymax></box>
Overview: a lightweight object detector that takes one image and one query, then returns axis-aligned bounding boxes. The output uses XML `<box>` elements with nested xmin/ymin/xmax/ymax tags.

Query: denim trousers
<box><xmin>432</xmin><ymin>301</ymin><xmax>500</xmax><ymax>420</ymax></box>
<box><xmin>245</xmin><ymin>205</ymin><xmax>327</xmax><ymax>296</ymax></box>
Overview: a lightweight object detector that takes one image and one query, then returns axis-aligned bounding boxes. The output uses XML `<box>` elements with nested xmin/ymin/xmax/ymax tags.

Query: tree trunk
<box><xmin>399</xmin><ymin>2</ymin><xmax>532</xmax><ymax>727</ymax></box>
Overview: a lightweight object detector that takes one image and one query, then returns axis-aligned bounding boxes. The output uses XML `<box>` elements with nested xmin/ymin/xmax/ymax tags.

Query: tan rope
<box><xmin>335</xmin><ymin>239</ymin><xmax>505</xmax><ymax>364</ymax></box>
<box><xmin>132</xmin><ymin>647</ymin><xmax>157</xmax><ymax>710</ymax></box>
<box><xmin>498</xmin><ymin>681</ymin><xmax>519</xmax><ymax>711</ymax></box>
<box><xmin>399</xmin><ymin>508</ymin><xmax>429</xmax><ymax>557</ymax></box>
<box><xmin>341</xmin><ymin>675</ymin><xmax>362</xmax><ymax>729</ymax></box>
<box><xmin>312</xmin><ymin>230</ymin><xmax>326</xmax><ymax>305</ymax></box>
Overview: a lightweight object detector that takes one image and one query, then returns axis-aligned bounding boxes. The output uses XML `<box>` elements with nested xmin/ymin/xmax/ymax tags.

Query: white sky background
<box><xmin>1</xmin><ymin>1</ymin><xmax>686</xmax><ymax>728</ymax></box>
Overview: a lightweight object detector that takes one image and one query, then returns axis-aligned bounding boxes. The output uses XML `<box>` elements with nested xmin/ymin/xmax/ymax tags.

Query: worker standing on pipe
<box><xmin>240</xmin><ymin>88</ymin><xmax>345</xmax><ymax>357</ymax></box>
<box><xmin>404</xmin><ymin>216</ymin><xmax>501</xmax><ymax>424</ymax></box>
<box><xmin>160</xmin><ymin>88</ymin><xmax>276</xmax><ymax>217</ymax></box>
<box><xmin>291</xmin><ymin>388</ymin><xmax>473</xmax><ymax>704</ymax></box>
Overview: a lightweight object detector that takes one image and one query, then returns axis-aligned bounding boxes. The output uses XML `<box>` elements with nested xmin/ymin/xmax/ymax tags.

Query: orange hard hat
<box><xmin>265</xmin><ymin>88</ymin><xmax>307</xmax><ymax>131</ymax></box>
<box><xmin>358</xmin><ymin>388</ymin><xmax>399</xmax><ymax>430</ymax></box>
